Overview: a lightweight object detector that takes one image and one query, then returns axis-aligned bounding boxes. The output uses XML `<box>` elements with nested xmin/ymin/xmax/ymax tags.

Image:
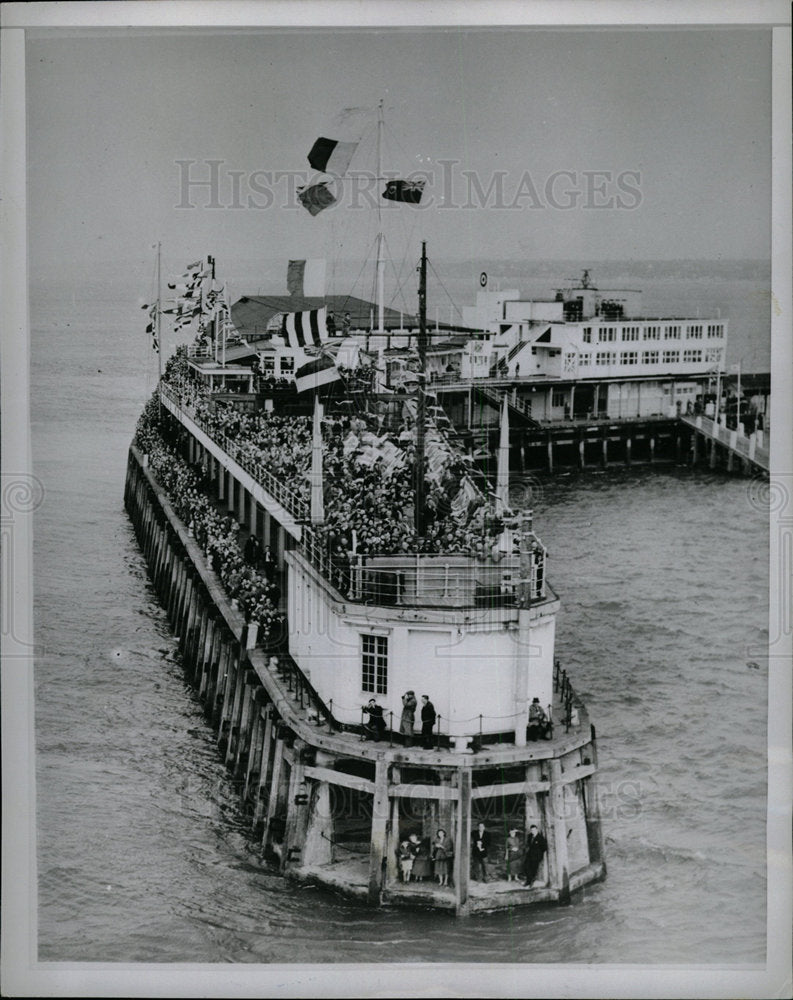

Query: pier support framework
<box><xmin>125</xmin><ymin>445</ymin><xmax>606</xmax><ymax>915</ymax></box>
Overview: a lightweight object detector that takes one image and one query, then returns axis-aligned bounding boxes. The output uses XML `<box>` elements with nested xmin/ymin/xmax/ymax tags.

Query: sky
<box><xmin>26</xmin><ymin>26</ymin><xmax>772</xmax><ymax>298</ymax></box>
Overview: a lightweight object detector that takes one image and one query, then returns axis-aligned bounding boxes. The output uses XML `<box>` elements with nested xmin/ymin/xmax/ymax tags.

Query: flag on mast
<box><xmin>281</xmin><ymin>306</ymin><xmax>328</xmax><ymax>349</ymax></box>
<box><xmin>297</xmin><ymin>182</ymin><xmax>337</xmax><ymax>216</ymax></box>
<box><xmin>142</xmin><ymin>302</ymin><xmax>158</xmax><ymax>351</ymax></box>
<box><xmin>307</xmin><ymin>136</ymin><xmax>358</xmax><ymax>176</ymax></box>
<box><xmin>382</xmin><ymin>179</ymin><xmax>426</xmax><ymax>204</ymax></box>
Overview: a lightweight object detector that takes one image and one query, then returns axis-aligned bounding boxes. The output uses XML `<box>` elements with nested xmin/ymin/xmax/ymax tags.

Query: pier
<box><xmin>681</xmin><ymin>413</ymin><xmax>769</xmax><ymax>475</ymax></box>
<box><xmin>124</xmin><ymin>424</ymin><xmax>606</xmax><ymax>915</ymax></box>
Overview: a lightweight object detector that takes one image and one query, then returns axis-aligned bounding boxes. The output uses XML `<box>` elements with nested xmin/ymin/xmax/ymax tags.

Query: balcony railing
<box><xmin>296</xmin><ymin>530</ymin><xmax>547</xmax><ymax>609</ymax></box>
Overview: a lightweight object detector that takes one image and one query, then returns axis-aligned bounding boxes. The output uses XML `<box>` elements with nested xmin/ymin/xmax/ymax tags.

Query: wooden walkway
<box><xmin>681</xmin><ymin>413</ymin><xmax>769</xmax><ymax>474</ymax></box>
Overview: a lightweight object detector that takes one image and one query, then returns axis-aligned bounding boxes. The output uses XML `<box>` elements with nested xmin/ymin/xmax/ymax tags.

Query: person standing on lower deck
<box><xmin>471</xmin><ymin>822</ymin><xmax>490</xmax><ymax>882</ymax></box>
<box><xmin>400</xmin><ymin>690</ymin><xmax>417</xmax><ymax>747</ymax></box>
<box><xmin>420</xmin><ymin>694</ymin><xmax>436</xmax><ymax>749</ymax></box>
<box><xmin>523</xmin><ymin>824</ymin><xmax>548</xmax><ymax>887</ymax></box>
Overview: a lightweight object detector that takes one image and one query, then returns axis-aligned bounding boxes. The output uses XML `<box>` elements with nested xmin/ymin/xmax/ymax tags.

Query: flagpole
<box><xmin>375</xmin><ymin>98</ymin><xmax>385</xmax><ymax>336</ymax></box>
<box><xmin>157</xmin><ymin>241</ymin><xmax>163</xmax><ymax>420</ymax></box>
<box><xmin>415</xmin><ymin>241</ymin><xmax>428</xmax><ymax>539</ymax></box>
<box><xmin>737</xmin><ymin>359</ymin><xmax>742</xmax><ymax>431</ymax></box>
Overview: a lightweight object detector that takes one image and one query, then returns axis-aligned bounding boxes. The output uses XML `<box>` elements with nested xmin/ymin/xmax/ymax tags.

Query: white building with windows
<box><xmin>460</xmin><ymin>278</ymin><xmax>727</xmax><ymax>420</ymax></box>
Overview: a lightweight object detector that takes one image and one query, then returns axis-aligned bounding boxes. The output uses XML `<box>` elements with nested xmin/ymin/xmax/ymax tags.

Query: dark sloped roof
<box><xmin>231</xmin><ymin>294</ymin><xmax>418</xmax><ymax>333</ymax></box>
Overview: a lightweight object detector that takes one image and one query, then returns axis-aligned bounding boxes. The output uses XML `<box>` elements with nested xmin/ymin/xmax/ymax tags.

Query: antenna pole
<box><xmin>375</xmin><ymin>99</ymin><xmax>385</xmax><ymax>335</ymax></box>
<box><xmin>415</xmin><ymin>241</ymin><xmax>428</xmax><ymax>538</ymax></box>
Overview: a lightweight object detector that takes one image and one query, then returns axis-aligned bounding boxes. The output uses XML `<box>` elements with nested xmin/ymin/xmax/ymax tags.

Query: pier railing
<box><xmin>295</xmin><ymin>530</ymin><xmax>547</xmax><ymax>609</ymax></box>
<box><xmin>161</xmin><ymin>382</ymin><xmax>309</xmax><ymax>521</ymax></box>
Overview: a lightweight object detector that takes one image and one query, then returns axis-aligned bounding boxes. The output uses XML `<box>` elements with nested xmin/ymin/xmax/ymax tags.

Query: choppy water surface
<box><xmin>32</xmin><ymin>269</ymin><xmax>768</xmax><ymax>964</ymax></box>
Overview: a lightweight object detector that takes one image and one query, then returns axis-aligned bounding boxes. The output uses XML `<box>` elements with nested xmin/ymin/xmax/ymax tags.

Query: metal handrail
<box><xmin>161</xmin><ymin>383</ymin><xmax>309</xmax><ymax>520</ymax></box>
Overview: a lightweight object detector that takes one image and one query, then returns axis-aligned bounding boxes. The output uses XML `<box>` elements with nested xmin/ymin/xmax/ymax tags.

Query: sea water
<box><xmin>31</xmin><ymin>262</ymin><xmax>769</xmax><ymax>964</ymax></box>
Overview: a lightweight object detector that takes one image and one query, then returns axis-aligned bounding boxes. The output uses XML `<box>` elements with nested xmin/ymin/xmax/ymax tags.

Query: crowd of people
<box><xmin>134</xmin><ymin>390</ymin><xmax>285</xmax><ymax>640</ymax></box>
<box><xmin>395</xmin><ymin>821</ymin><xmax>548</xmax><ymax>889</ymax></box>
<box><xmin>160</xmin><ymin>355</ymin><xmax>507</xmax><ymax>563</ymax></box>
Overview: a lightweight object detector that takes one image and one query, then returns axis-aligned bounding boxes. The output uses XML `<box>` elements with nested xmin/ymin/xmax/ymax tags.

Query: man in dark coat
<box><xmin>362</xmin><ymin>699</ymin><xmax>386</xmax><ymax>742</ymax></box>
<box><xmin>244</xmin><ymin>533</ymin><xmax>262</xmax><ymax>568</ymax></box>
<box><xmin>420</xmin><ymin>695</ymin><xmax>436</xmax><ymax>749</ymax></box>
<box><xmin>471</xmin><ymin>822</ymin><xmax>490</xmax><ymax>882</ymax></box>
<box><xmin>523</xmin><ymin>824</ymin><xmax>548</xmax><ymax>887</ymax></box>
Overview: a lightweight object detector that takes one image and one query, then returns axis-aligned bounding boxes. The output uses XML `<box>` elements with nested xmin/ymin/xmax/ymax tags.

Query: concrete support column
<box><xmin>368</xmin><ymin>758</ymin><xmax>390</xmax><ymax>904</ymax></box>
<box><xmin>249</xmin><ymin>494</ymin><xmax>258</xmax><ymax>537</ymax></box>
<box><xmin>387</xmin><ymin>767</ymin><xmax>401</xmax><ymax>884</ymax></box>
<box><xmin>227</xmin><ymin>472</ymin><xmax>235</xmax><ymax>516</ymax></box>
<box><xmin>283</xmin><ymin>740</ymin><xmax>309</xmax><ymax>870</ymax></box>
<box><xmin>548</xmin><ymin>758</ymin><xmax>571</xmax><ymax>903</ymax></box>
<box><xmin>218</xmin><ymin>464</ymin><xmax>225</xmax><ymax>502</ymax></box>
<box><xmin>253</xmin><ymin>708</ymin><xmax>274</xmax><ymax>828</ymax></box>
<box><xmin>453</xmin><ymin>768</ymin><xmax>472</xmax><ymax>916</ymax></box>
<box><xmin>546</xmin><ymin>433</ymin><xmax>554</xmax><ymax>474</ymax></box>
<box><xmin>264</xmin><ymin>734</ymin><xmax>285</xmax><ymax>847</ymax></box>
<box><xmin>237</xmin><ymin>482</ymin><xmax>247</xmax><ymax>527</ymax></box>
<box><xmin>303</xmin><ymin>780</ymin><xmax>333</xmax><ymax>867</ymax></box>
<box><xmin>601</xmin><ymin>431</ymin><xmax>608</xmax><ymax>468</ymax></box>
<box><xmin>625</xmin><ymin>435</ymin><xmax>632</xmax><ymax>468</ymax></box>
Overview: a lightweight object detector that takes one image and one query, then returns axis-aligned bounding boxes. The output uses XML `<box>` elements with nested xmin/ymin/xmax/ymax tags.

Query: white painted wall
<box><xmin>286</xmin><ymin>555</ymin><xmax>557</xmax><ymax>737</ymax></box>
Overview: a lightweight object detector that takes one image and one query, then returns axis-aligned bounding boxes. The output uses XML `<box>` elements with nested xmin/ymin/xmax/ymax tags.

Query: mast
<box><xmin>375</xmin><ymin>99</ymin><xmax>385</xmax><ymax>335</ymax></box>
<box><xmin>156</xmin><ymin>241</ymin><xmax>163</xmax><ymax>419</ymax></box>
<box><xmin>414</xmin><ymin>241</ymin><xmax>428</xmax><ymax>538</ymax></box>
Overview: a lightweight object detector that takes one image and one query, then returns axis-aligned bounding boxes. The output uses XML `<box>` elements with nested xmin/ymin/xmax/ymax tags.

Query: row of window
<box><xmin>260</xmin><ymin>356</ymin><xmax>295</xmax><ymax>375</ymax></box>
<box><xmin>582</xmin><ymin>323</ymin><xmax>724</xmax><ymax>344</ymax></box>
<box><xmin>579</xmin><ymin>348</ymin><xmax>721</xmax><ymax>367</ymax></box>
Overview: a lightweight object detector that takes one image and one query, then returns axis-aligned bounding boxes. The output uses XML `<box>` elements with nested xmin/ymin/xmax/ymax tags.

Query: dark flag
<box><xmin>295</xmin><ymin>354</ymin><xmax>341</xmax><ymax>394</ymax></box>
<box><xmin>144</xmin><ymin>302</ymin><xmax>158</xmax><ymax>351</ymax></box>
<box><xmin>307</xmin><ymin>136</ymin><xmax>358</xmax><ymax>176</ymax></box>
<box><xmin>382</xmin><ymin>179</ymin><xmax>426</xmax><ymax>204</ymax></box>
<box><xmin>297</xmin><ymin>182</ymin><xmax>337</xmax><ymax>216</ymax></box>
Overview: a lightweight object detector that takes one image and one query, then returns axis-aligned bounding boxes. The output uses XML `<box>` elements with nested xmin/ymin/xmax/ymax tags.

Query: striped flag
<box><xmin>281</xmin><ymin>307</ymin><xmax>328</xmax><ymax>349</ymax></box>
<box><xmin>307</xmin><ymin>136</ymin><xmax>358</xmax><ymax>176</ymax></box>
<box><xmin>295</xmin><ymin>354</ymin><xmax>340</xmax><ymax>394</ymax></box>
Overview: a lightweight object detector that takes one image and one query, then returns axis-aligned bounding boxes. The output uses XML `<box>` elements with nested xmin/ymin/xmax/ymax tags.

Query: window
<box><xmin>621</xmin><ymin>326</ymin><xmax>640</xmax><ymax>341</ymax></box>
<box><xmin>705</xmin><ymin>347</ymin><xmax>723</xmax><ymax>365</ymax></box>
<box><xmin>662</xmin><ymin>349</ymin><xmax>680</xmax><ymax>364</ymax></box>
<box><xmin>620</xmin><ymin>351</ymin><xmax>638</xmax><ymax>365</ymax></box>
<box><xmin>687</xmin><ymin>324</ymin><xmax>703</xmax><ymax>339</ymax></box>
<box><xmin>579</xmin><ymin>353</ymin><xmax>591</xmax><ymax>366</ymax></box>
<box><xmin>552</xmin><ymin>390</ymin><xmax>566</xmax><ymax>408</ymax></box>
<box><xmin>683</xmin><ymin>349</ymin><xmax>702</xmax><ymax>363</ymax></box>
<box><xmin>644</xmin><ymin>326</ymin><xmax>660</xmax><ymax>340</ymax></box>
<box><xmin>582</xmin><ymin>327</ymin><xmax>592</xmax><ymax>343</ymax></box>
<box><xmin>664</xmin><ymin>325</ymin><xmax>681</xmax><ymax>339</ymax></box>
<box><xmin>596</xmin><ymin>351</ymin><xmax>615</xmax><ymax>366</ymax></box>
<box><xmin>707</xmin><ymin>323</ymin><xmax>724</xmax><ymax>338</ymax></box>
<box><xmin>280</xmin><ymin>356</ymin><xmax>295</xmax><ymax>373</ymax></box>
<box><xmin>642</xmin><ymin>350</ymin><xmax>659</xmax><ymax>364</ymax></box>
<box><xmin>261</xmin><ymin>357</ymin><xmax>275</xmax><ymax>375</ymax></box>
<box><xmin>598</xmin><ymin>327</ymin><xmax>616</xmax><ymax>342</ymax></box>
<box><xmin>362</xmin><ymin>634</ymin><xmax>388</xmax><ymax>694</ymax></box>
